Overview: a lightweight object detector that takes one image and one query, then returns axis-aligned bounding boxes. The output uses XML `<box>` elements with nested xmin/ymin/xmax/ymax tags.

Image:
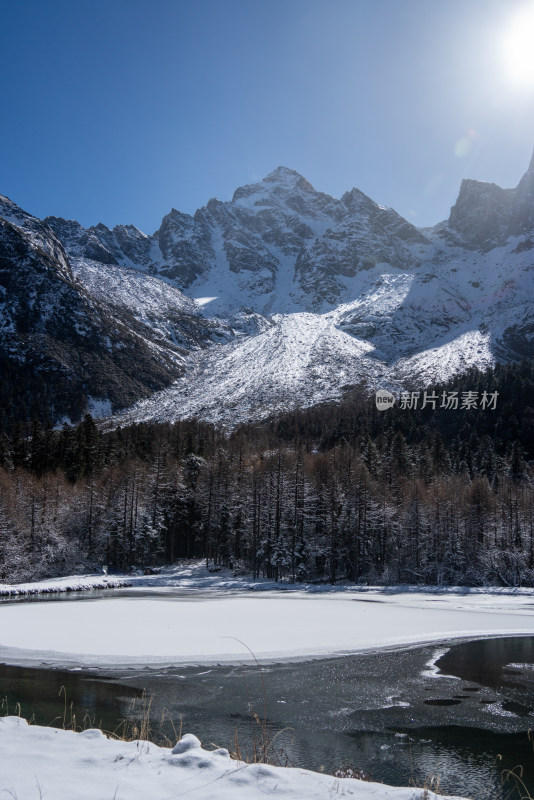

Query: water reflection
<box><xmin>346</xmin><ymin>727</ymin><xmax>534</xmax><ymax>800</ymax></box>
<box><xmin>437</xmin><ymin>636</ymin><xmax>534</xmax><ymax>696</ymax></box>
<box><xmin>0</xmin><ymin>663</ymin><xmax>139</xmax><ymax>732</ymax></box>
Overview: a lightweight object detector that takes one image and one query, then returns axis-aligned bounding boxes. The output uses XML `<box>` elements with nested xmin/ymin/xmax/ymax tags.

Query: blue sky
<box><xmin>1</xmin><ymin>0</ymin><xmax>534</xmax><ymax>232</ymax></box>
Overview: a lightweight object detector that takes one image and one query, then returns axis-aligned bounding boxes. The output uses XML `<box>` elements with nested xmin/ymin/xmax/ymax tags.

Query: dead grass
<box><xmin>108</xmin><ymin>690</ymin><xmax>183</xmax><ymax>748</ymax></box>
<box><xmin>221</xmin><ymin>638</ymin><xmax>295</xmax><ymax>766</ymax></box>
<box><xmin>498</xmin><ymin>730</ymin><xmax>534</xmax><ymax>800</ymax></box>
<box><xmin>1</xmin><ymin>687</ymin><xmax>180</xmax><ymax>749</ymax></box>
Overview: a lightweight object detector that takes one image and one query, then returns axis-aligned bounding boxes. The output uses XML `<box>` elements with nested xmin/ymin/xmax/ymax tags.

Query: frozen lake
<box><xmin>2</xmin><ymin>578</ymin><xmax>534</xmax><ymax>798</ymax></box>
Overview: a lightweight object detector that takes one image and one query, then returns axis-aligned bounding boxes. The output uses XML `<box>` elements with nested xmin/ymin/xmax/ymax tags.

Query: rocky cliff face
<box><xmin>446</xmin><ymin>156</ymin><xmax>534</xmax><ymax>249</ymax></box>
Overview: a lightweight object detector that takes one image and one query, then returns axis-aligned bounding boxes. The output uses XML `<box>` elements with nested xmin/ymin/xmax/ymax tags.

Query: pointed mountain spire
<box><xmin>264</xmin><ymin>166</ymin><xmax>305</xmax><ymax>182</ymax></box>
<box><xmin>529</xmin><ymin>145</ymin><xmax>534</xmax><ymax>172</ymax></box>
<box><xmin>263</xmin><ymin>166</ymin><xmax>316</xmax><ymax>193</ymax></box>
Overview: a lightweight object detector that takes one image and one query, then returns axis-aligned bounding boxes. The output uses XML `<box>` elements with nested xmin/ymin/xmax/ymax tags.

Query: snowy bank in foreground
<box><xmin>0</xmin><ymin>717</ymin><xmax>467</xmax><ymax>800</ymax></box>
<box><xmin>0</xmin><ymin>573</ymin><xmax>131</xmax><ymax>596</ymax></box>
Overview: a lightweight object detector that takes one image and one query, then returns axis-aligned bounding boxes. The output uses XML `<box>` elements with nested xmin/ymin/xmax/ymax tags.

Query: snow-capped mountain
<box><xmin>2</xmin><ymin>151</ymin><xmax>534</xmax><ymax>426</ymax></box>
<box><xmin>46</xmin><ymin>166</ymin><xmax>428</xmax><ymax>317</ymax></box>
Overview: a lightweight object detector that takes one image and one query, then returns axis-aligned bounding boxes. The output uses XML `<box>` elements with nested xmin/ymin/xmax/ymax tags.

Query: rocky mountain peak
<box><xmin>341</xmin><ymin>186</ymin><xmax>376</xmax><ymax>215</ymax></box>
<box><xmin>161</xmin><ymin>207</ymin><xmax>193</xmax><ymax>227</ymax></box>
<box><xmin>447</xmin><ymin>150</ymin><xmax>534</xmax><ymax>247</ymax></box>
<box><xmin>447</xmin><ymin>178</ymin><xmax>512</xmax><ymax>248</ymax></box>
<box><xmin>0</xmin><ymin>194</ymin><xmax>39</xmax><ymax>231</ymax></box>
<box><xmin>232</xmin><ymin>167</ymin><xmax>316</xmax><ymax>204</ymax></box>
<box><xmin>263</xmin><ymin>166</ymin><xmax>316</xmax><ymax>193</ymax></box>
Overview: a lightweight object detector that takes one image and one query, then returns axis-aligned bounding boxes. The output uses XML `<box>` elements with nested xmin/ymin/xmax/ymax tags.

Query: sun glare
<box><xmin>502</xmin><ymin>5</ymin><xmax>534</xmax><ymax>86</ymax></box>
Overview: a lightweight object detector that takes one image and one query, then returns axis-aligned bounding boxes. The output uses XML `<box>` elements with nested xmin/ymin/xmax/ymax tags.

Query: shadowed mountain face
<box><xmin>2</xmin><ymin>152</ymin><xmax>534</xmax><ymax>426</ymax></box>
<box><xmin>0</xmin><ymin>196</ymin><xmax>230</xmax><ymax>425</ymax></box>
<box><xmin>446</xmin><ymin>161</ymin><xmax>534</xmax><ymax>249</ymax></box>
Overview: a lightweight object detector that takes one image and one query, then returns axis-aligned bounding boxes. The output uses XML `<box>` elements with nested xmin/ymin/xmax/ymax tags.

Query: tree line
<box><xmin>1</xmin><ymin>359</ymin><xmax>534</xmax><ymax>586</ymax></box>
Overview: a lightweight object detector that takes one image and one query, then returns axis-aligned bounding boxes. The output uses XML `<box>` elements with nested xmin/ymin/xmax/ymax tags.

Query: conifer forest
<box><xmin>0</xmin><ymin>359</ymin><xmax>533</xmax><ymax>587</ymax></box>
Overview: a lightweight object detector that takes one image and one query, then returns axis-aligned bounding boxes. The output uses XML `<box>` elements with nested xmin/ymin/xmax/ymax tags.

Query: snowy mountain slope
<box><xmin>3</xmin><ymin>150</ymin><xmax>534</xmax><ymax>427</ymax></box>
<box><xmin>113</xmin><ymin>313</ymin><xmax>380</xmax><ymax>427</ymax></box>
<box><xmin>111</xmin><ymin>310</ymin><xmax>499</xmax><ymax>428</ymax></box>
<box><xmin>68</xmin><ymin>256</ymin><xmax>232</xmax><ymax>351</ymax></box>
<box><xmin>332</xmin><ymin>235</ymin><xmax>534</xmax><ymax>363</ymax></box>
<box><xmin>0</xmin><ymin>196</ymin><xmax>232</xmax><ymax>424</ymax></box>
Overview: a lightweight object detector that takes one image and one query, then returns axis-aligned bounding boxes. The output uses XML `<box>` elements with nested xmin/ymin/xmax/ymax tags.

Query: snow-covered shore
<box><xmin>0</xmin><ymin>716</ymin><xmax>467</xmax><ymax>800</ymax></box>
<box><xmin>3</xmin><ymin>559</ymin><xmax>534</xmax><ymax>596</ymax></box>
<box><xmin>0</xmin><ymin>573</ymin><xmax>131</xmax><ymax>596</ymax></box>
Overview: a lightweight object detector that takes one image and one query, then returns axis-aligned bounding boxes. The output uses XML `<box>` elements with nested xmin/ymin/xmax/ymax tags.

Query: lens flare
<box><xmin>454</xmin><ymin>137</ymin><xmax>472</xmax><ymax>158</ymax></box>
<box><xmin>454</xmin><ymin>130</ymin><xmax>477</xmax><ymax>159</ymax></box>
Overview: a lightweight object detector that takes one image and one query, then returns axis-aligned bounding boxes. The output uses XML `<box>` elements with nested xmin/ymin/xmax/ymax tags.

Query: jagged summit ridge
<box><xmin>36</xmin><ymin>147</ymin><xmax>534</xmax><ymax>321</ymax></box>
<box><xmin>43</xmin><ymin>162</ymin><xmax>427</xmax><ymax>315</ymax></box>
<box><xmin>232</xmin><ymin>166</ymin><xmax>316</xmax><ymax>203</ymax></box>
